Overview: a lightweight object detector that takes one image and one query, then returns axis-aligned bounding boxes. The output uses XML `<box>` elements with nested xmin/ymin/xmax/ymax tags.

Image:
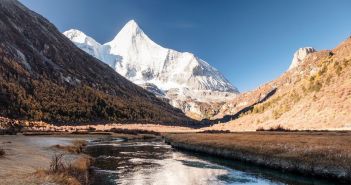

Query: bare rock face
<box><xmin>288</xmin><ymin>47</ymin><xmax>317</xmax><ymax>70</ymax></box>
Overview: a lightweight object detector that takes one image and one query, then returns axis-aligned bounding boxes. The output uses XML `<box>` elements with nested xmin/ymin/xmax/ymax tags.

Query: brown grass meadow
<box><xmin>164</xmin><ymin>131</ymin><xmax>351</xmax><ymax>181</ymax></box>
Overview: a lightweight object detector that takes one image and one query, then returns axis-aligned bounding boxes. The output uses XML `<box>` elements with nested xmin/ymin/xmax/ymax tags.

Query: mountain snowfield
<box><xmin>64</xmin><ymin>20</ymin><xmax>239</xmax><ymax>119</ymax></box>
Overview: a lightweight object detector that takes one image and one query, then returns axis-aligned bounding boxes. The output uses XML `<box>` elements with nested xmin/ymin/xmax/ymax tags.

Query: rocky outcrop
<box><xmin>289</xmin><ymin>47</ymin><xmax>317</xmax><ymax>70</ymax></box>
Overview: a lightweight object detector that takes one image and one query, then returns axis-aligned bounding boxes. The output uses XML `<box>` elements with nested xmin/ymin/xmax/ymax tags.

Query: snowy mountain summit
<box><xmin>64</xmin><ymin>20</ymin><xmax>239</xmax><ymax>119</ymax></box>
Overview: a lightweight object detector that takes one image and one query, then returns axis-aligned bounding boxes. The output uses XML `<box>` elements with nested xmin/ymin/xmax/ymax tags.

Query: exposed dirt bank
<box><xmin>164</xmin><ymin>132</ymin><xmax>351</xmax><ymax>183</ymax></box>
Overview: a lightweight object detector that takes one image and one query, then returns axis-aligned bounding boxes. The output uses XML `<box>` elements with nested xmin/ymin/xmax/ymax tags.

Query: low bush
<box><xmin>52</xmin><ymin>140</ymin><xmax>87</xmax><ymax>154</ymax></box>
<box><xmin>109</xmin><ymin>128</ymin><xmax>160</xmax><ymax>136</ymax></box>
<box><xmin>44</xmin><ymin>153</ymin><xmax>91</xmax><ymax>185</ymax></box>
<box><xmin>0</xmin><ymin>148</ymin><xmax>5</xmax><ymax>157</ymax></box>
<box><xmin>50</xmin><ymin>153</ymin><xmax>65</xmax><ymax>173</ymax></box>
<box><xmin>87</xmin><ymin>127</ymin><xmax>96</xmax><ymax>132</ymax></box>
<box><xmin>199</xmin><ymin>130</ymin><xmax>231</xmax><ymax>134</ymax></box>
<box><xmin>256</xmin><ymin>125</ymin><xmax>292</xmax><ymax>132</ymax></box>
<box><xmin>0</xmin><ymin>124</ymin><xmax>23</xmax><ymax>135</ymax></box>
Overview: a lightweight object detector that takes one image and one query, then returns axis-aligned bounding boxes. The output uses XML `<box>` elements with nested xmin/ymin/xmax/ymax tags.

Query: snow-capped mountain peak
<box><xmin>104</xmin><ymin>20</ymin><xmax>169</xmax><ymax>79</ymax></box>
<box><xmin>63</xmin><ymin>29</ymin><xmax>105</xmax><ymax>61</ymax></box>
<box><xmin>64</xmin><ymin>20</ymin><xmax>239</xmax><ymax>119</ymax></box>
<box><xmin>64</xmin><ymin>29</ymin><xmax>101</xmax><ymax>47</ymax></box>
<box><xmin>111</xmin><ymin>20</ymin><xmax>144</xmax><ymax>41</ymax></box>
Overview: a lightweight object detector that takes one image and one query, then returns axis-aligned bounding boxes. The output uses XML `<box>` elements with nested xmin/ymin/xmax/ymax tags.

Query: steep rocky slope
<box><xmin>64</xmin><ymin>21</ymin><xmax>238</xmax><ymax>120</ymax></box>
<box><xmin>0</xmin><ymin>0</ymin><xmax>193</xmax><ymax>125</ymax></box>
<box><xmin>210</xmin><ymin>37</ymin><xmax>351</xmax><ymax>130</ymax></box>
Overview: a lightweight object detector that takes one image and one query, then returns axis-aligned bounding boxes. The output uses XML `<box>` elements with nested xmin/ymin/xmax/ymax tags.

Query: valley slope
<box><xmin>210</xmin><ymin>38</ymin><xmax>351</xmax><ymax>131</ymax></box>
<box><xmin>0</xmin><ymin>0</ymin><xmax>193</xmax><ymax>125</ymax></box>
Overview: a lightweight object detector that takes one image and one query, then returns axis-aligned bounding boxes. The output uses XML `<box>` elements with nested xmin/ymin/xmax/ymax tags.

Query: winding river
<box><xmin>84</xmin><ymin>137</ymin><xmax>335</xmax><ymax>185</ymax></box>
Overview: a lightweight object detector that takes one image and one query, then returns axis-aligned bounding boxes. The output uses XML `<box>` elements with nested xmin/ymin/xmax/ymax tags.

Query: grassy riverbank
<box><xmin>0</xmin><ymin>132</ymin><xmax>162</xmax><ymax>185</ymax></box>
<box><xmin>164</xmin><ymin>131</ymin><xmax>351</xmax><ymax>183</ymax></box>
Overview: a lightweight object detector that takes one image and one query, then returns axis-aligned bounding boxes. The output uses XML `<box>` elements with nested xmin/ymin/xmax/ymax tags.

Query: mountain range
<box><xmin>1</xmin><ymin>0</ymin><xmax>351</xmax><ymax>131</ymax></box>
<box><xmin>63</xmin><ymin>20</ymin><xmax>239</xmax><ymax>120</ymax></box>
<box><xmin>0</xmin><ymin>0</ymin><xmax>193</xmax><ymax>125</ymax></box>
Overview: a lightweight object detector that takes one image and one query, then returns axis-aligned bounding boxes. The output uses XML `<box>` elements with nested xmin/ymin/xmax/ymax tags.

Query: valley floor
<box><xmin>2</xmin><ymin>129</ymin><xmax>351</xmax><ymax>184</ymax></box>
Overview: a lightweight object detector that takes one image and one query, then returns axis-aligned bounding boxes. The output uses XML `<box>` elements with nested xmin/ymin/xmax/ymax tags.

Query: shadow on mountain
<box><xmin>201</xmin><ymin>88</ymin><xmax>277</xmax><ymax>125</ymax></box>
<box><xmin>0</xmin><ymin>0</ymin><xmax>194</xmax><ymax>126</ymax></box>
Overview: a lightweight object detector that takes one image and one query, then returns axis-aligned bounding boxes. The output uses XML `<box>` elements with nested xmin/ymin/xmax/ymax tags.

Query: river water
<box><xmin>84</xmin><ymin>137</ymin><xmax>335</xmax><ymax>185</ymax></box>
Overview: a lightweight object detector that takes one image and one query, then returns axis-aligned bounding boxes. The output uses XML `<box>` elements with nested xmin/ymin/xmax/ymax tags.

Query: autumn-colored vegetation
<box><xmin>165</xmin><ymin>132</ymin><xmax>351</xmax><ymax>181</ymax></box>
<box><xmin>52</xmin><ymin>140</ymin><xmax>87</xmax><ymax>154</ymax></box>
<box><xmin>35</xmin><ymin>153</ymin><xmax>91</xmax><ymax>185</ymax></box>
<box><xmin>0</xmin><ymin>1</ymin><xmax>193</xmax><ymax>125</ymax></box>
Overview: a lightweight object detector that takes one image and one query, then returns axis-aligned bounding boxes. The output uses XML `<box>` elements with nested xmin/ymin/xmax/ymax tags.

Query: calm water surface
<box><xmin>84</xmin><ymin>137</ymin><xmax>336</xmax><ymax>185</ymax></box>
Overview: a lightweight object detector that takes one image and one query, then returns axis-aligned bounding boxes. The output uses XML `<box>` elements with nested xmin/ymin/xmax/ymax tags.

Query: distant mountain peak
<box><xmin>64</xmin><ymin>20</ymin><xmax>239</xmax><ymax>119</ymax></box>
<box><xmin>115</xmin><ymin>20</ymin><xmax>143</xmax><ymax>38</ymax></box>
<box><xmin>64</xmin><ymin>20</ymin><xmax>238</xmax><ymax>93</ymax></box>
<box><xmin>106</xmin><ymin>20</ymin><xmax>158</xmax><ymax>54</ymax></box>
<box><xmin>63</xmin><ymin>29</ymin><xmax>101</xmax><ymax>47</ymax></box>
<box><xmin>289</xmin><ymin>47</ymin><xmax>317</xmax><ymax>70</ymax></box>
<box><xmin>123</xmin><ymin>19</ymin><xmax>140</xmax><ymax>32</ymax></box>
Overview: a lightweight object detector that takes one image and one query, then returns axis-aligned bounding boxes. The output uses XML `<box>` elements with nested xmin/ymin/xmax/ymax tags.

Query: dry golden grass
<box><xmin>52</xmin><ymin>140</ymin><xmax>87</xmax><ymax>154</ymax></box>
<box><xmin>211</xmin><ymin>38</ymin><xmax>351</xmax><ymax>131</ymax></box>
<box><xmin>34</xmin><ymin>169</ymin><xmax>81</xmax><ymax>185</ymax></box>
<box><xmin>35</xmin><ymin>153</ymin><xmax>92</xmax><ymax>185</ymax></box>
<box><xmin>165</xmin><ymin>132</ymin><xmax>351</xmax><ymax>171</ymax></box>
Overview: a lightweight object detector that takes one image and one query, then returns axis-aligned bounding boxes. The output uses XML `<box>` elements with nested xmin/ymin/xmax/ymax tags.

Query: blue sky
<box><xmin>20</xmin><ymin>0</ymin><xmax>351</xmax><ymax>92</ymax></box>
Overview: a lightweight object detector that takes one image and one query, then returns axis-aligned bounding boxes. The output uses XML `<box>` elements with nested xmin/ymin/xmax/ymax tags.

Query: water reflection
<box><xmin>85</xmin><ymin>138</ymin><xmax>334</xmax><ymax>185</ymax></box>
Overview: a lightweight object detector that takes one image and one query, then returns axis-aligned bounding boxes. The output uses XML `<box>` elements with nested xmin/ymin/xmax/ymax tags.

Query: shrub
<box><xmin>256</xmin><ymin>125</ymin><xmax>292</xmax><ymax>132</ymax></box>
<box><xmin>0</xmin><ymin>124</ymin><xmax>23</xmax><ymax>135</ymax></box>
<box><xmin>52</xmin><ymin>140</ymin><xmax>87</xmax><ymax>154</ymax></box>
<box><xmin>0</xmin><ymin>148</ymin><xmax>5</xmax><ymax>157</ymax></box>
<box><xmin>199</xmin><ymin>130</ymin><xmax>231</xmax><ymax>134</ymax></box>
<box><xmin>87</xmin><ymin>127</ymin><xmax>96</xmax><ymax>132</ymax></box>
<box><xmin>109</xmin><ymin>128</ymin><xmax>160</xmax><ymax>136</ymax></box>
<box><xmin>47</xmin><ymin>153</ymin><xmax>91</xmax><ymax>185</ymax></box>
<box><xmin>256</xmin><ymin>127</ymin><xmax>265</xmax><ymax>131</ymax></box>
<box><xmin>307</xmin><ymin>75</ymin><xmax>323</xmax><ymax>92</ymax></box>
<box><xmin>50</xmin><ymin>153</ymin><xmax>65</xmax><ymax>173</ymax></box>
